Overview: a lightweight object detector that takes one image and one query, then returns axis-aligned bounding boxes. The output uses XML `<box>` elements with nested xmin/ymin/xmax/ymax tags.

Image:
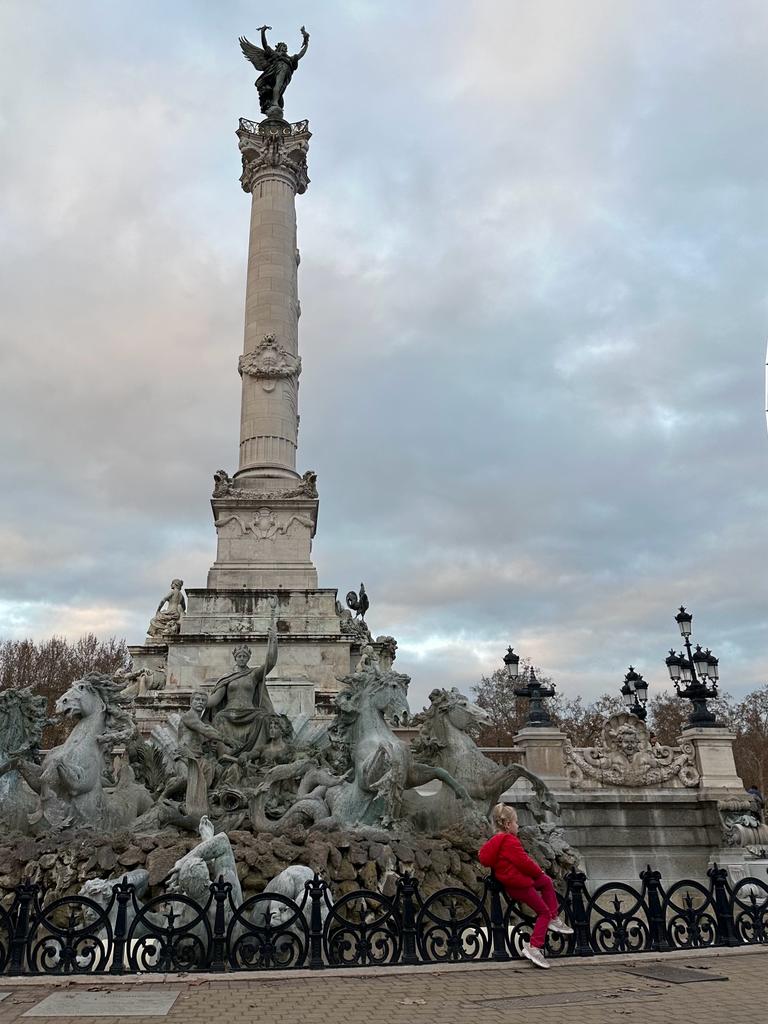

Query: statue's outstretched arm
<box><xmin>259</xmin><ymin>25</ymin><xmax>274</xmax><ymax>55</ymax></box>
<box><xmin>293</xmin><ymin>26</ymin><xmax>310</xmax><ymax>62</ymax></box>
<box><xmin>156</xmin><ymin>590</ymin><xmax>172</xmax><ymax>613</ymax></box>
<box><xmin>263</xmin><ymin>626</ymin><xmax>278</xmax><ymax>677</ymax></box>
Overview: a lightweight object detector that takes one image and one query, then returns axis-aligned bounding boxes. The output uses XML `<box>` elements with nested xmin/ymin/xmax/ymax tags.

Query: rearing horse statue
<box><xmin>408</xmin><ymin>687</ymin><xmax>560</xmax><ymax>823</ymax></box>
<box><xmin>330</xmin><ymin>668</ymin><xmax>484</xmax><ymax>829</ymax></box>
<box><xmin>13</xmin><ymin>672</ymin><xmax>139</xmax><ymax>832</ymax></box>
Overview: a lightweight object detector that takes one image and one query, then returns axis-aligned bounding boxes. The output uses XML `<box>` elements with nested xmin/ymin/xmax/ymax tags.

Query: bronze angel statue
<box><xmin>239</xmin><ymin>25</ymin><xmax>310</xmax><ymax>117</ymax></box>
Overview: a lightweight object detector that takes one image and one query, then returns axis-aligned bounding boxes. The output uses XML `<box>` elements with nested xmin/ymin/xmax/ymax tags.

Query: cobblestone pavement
<box><xmin>0</xmin><ymin>947</ymin><xmax>766</xmax><ymax>1024</ymax></box>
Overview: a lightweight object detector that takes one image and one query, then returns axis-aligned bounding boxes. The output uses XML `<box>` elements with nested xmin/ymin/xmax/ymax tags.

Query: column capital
<box><xmin>237</xmin><ymin>117</ymin><xmax>311</xmax><ymax>195</ymax></box>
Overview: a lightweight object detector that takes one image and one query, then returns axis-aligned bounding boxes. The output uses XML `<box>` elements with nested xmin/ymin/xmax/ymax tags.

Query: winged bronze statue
<box><xmin>239</xmin><ymin>25</ymin><xmax>310</xmax><ymax>117</ymax></box>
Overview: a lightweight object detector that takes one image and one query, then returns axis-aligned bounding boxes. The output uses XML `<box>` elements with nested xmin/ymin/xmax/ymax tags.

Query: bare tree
<box><xmin>472</xmin><ymin>662</ymin><xmax>623</xmax><ymax>748</ymax></box>
<box><xmin>731</xmin><ymin>685</ymin><xmax>768</xmax><ymax>796</ymax></box>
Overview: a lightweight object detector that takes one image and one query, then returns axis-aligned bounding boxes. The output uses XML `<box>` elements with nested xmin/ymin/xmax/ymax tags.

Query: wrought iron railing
<box><xmin>0</xmin><ymin>865</ymin><xmax>765</xmax><ymax>975</ymax></box>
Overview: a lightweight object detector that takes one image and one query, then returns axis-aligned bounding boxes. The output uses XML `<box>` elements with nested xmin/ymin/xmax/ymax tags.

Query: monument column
<box><xmin>202</xmin><ymin>113</ymin><xmax>318</xmax><ymax>591</ymax></box>
<box><xmin>235</xmin><ymin>117</ymin><xmax>311</xmax><ymax>484</ymax></box>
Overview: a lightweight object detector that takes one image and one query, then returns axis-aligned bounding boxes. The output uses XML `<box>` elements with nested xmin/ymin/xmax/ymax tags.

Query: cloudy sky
<box><xmin>1</xmin><ymin>0</ymin><xmax>767</xmax><ymax>711</ymax></box>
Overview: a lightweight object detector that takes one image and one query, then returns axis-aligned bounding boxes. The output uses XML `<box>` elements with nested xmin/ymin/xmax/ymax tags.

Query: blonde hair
<box><xmin>491</xmin><ymin>803</ymin><xmax>518</xmax><ymax>830</ymax></box>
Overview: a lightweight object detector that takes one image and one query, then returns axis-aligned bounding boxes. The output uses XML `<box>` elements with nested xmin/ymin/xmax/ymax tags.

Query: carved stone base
<box><xmin>209</xmin><ymin>494</ymin><xmax>319</xmax><ymax>590</ymax></box>
<box><xmin>129</xmin><ymin>586</ymin><xmax>394</xmax><ymax>735</ymax></box>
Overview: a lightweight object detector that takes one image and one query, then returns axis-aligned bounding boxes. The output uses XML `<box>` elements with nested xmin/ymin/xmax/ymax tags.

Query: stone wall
<box><xmin>0</xmin><ymin>827</ymin><xmax>488</xmax><ymax>906</ymax></box>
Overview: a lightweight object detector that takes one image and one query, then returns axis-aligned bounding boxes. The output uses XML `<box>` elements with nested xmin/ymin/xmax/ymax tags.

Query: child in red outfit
<box><xmin>478</xmin><ymin>803</ymin><xmax>572</xmax><ymax>969</ymax></box>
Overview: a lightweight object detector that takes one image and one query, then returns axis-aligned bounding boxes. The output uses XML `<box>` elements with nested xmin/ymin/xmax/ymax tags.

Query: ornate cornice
<box><xmin>212</xmin><ymin>469</ymin><xmax>318</xmax><ymax>501</ymax></box>
<box><xmin>237</xmin><ymin>117</ymin><xmax>311</xmax><ymax>195</ymax></box>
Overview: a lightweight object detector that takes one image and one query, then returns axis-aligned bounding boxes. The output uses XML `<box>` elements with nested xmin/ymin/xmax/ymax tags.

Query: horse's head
<box><xmin>426</xmin><ymin>687</ymin><xmax>491</xmax><ymax>734</ymax></box>
<box><xmin>55</xmin><ymin>677</ymin><xmax>106</xmax><ymax>720</ymax></box>
<box><xmin>371</xmin><ymin>674</ymin><xmax>410</xmax><ymax>724</ymax></box>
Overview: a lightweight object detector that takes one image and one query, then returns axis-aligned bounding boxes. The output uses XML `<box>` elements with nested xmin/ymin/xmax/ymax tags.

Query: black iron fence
<box><xmin>0</xmin><ymin>865</ymin><xmax>766</xmax><ymax>976</ymax></box>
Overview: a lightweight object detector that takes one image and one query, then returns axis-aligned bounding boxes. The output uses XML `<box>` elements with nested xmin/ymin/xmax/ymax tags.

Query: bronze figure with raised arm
<box><xmin>239</xmin><ymin>25</ymin><xmax>310</xmax><ymax>117</ymax></box>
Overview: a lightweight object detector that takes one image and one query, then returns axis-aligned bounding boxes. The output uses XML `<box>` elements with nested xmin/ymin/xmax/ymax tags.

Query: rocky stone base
<box><xmin>0</xmin><ymin>826</ymin><xmax>491</xmax><ymax>905</ymax></box>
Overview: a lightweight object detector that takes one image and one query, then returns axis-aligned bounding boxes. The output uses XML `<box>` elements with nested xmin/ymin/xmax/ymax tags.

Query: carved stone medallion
<box><xmin>564</xmin><ymin>712</ymin><xmax>700</xmax><ymax>789</ymax></box>
<box><xmin>238</xmin><ymin>334</ymin><xmax>301</xmax><ymax>391</ymax></box>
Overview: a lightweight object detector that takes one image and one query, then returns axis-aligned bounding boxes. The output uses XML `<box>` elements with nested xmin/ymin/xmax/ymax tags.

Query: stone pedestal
<box><xmin>513</xmin><ymin>727</ymin><xmax>569</xmax><ymax>785</ymax></box>
<box><xmin>208</xmin><ymin>493</ymin><xmax>318</xmax><ymax>590</ymax></box>
<box><xmin>554</xmin><ymin>789</ymin><xmax>725</xmax><ymax>889</ymax></box>
<box><xmin>686</xmin><ymin>727</ymin><xmax>744</xmax><ymax>793</ymax></box>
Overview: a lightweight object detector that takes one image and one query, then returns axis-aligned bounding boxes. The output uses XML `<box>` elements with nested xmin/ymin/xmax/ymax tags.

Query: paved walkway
<box><xmin>0</xmin><ymin>946</ymin><xmax>766</xmax><ymax>1024</ymax></box>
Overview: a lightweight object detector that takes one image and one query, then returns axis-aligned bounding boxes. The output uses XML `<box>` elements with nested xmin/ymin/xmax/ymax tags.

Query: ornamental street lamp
<box><xmin>503</xmin><ymin>648</ymin><xmax>555</xmax><ymax>727</ymax></box>
<box><xmin>620</xmin><ymin>666</ymin><xmax>649</xmax><ymax>721</ymax></box>
<box><xmin>664</xmin><ymin>606</ymin><xmax>719</xmax><ymax>729</ymax></box>
<box><xmin>503</xmin><ymin>646</ymin><xmax>520</xmax><ymax>681</ymax></box>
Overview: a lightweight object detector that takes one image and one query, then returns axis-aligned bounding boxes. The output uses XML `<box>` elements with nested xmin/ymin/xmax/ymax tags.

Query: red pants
<box><xmin>505</xmin><ymin>874</ymin><xmax>559</xmax><ymax>948</ymax></box>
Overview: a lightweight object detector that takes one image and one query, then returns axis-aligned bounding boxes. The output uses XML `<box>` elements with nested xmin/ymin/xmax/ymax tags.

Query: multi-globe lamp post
<box><xmin>503</xmin><ymin>646</ymin><xmax>556</xmax><ymax>727</ymax></box>
<box><xmin>620</xmin><ymin>666</ymin><xmax>649</xmax><ymax>721</ymax></box>
<box><xmin>664</xmin><ymin>606</ymin><xmax>720</xmax><ymax>729</ymax></box>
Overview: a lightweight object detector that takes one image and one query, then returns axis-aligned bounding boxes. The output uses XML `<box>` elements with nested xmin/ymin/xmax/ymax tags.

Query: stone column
<box><xmin>235</xmin><ymin>117</ymin><xmax>311</xmax><ymax>485</ymax></box>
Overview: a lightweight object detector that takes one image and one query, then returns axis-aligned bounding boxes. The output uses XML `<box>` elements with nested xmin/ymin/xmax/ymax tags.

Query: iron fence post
<box><xmin>640</xmin><ymin>866</ymin><xmax>670</xmax><ymax>952</ymax></box>
<box><xmin>108</xmin><ymin>878</ymin><xmax>132</xmax><ymax>975</ymax></box>
<box><xmin>8</xmin><ymin>879</ymin><xmax>36</xmax><ymax>976</ymax></box>
<box><xmin>308</xmin><ymin>873</ymin><xmax>325</xmax><ymax>970</ymax></box>
<box><xmin>708</xmin><ymin>865</ymin><xmax>739</xmax><ymax>947</ymax></box>
<box><xmin>563</xmin><ymin>870</ymin><xmax>593</xmax><ymax>957</ymax></box>
<box><xmin>397</xmin><ymin>873</ymin><xmax>419</xmax><ymax>965</ymax></box>
<box><xmin>487</xmin><ymin>875</ymin><xmax>510</xmax><ymax>961</ymax></box>
<box><xmin>209</xmin><ymin>876</ymin><xmax>229</xmax><ymax>972</ymax></box>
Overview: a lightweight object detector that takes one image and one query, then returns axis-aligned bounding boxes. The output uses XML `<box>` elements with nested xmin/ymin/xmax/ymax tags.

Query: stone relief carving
<box><xmin>116</xmin><ymin>666</ymin><xmax>167</xmax><ymax>699</ymax></box>
<box><xmin>238</xmin><ymin>334</ymin><xmax>301</xmax><ymax>391</ymax></box>
<box><xmin>718</xmin><ymin>797</ymin><xmax>768</xmax><ymax>852</ymax></box>
<box><xmin>147</xmin><ymin>580</ymin><xmax>186</xmax><ymax>639</ymax></box>
<box><xmin>212</xmin><ymin>468</ymin><xmax>318</xmax><ymax>501</ymax></box>
<box><xmin>215</xmin><ymin>508</ymin><xmax>314</xmax><ymax>540</ymax></box>
<box><xmin>564</xmin><ymin>713</ymin><xmax>700</xmax><ymax>789</ymax></box>
<box><xmin>198</xmin><ymin>618</ymin><xmax>255</xmax><ymax>636</ymax></box>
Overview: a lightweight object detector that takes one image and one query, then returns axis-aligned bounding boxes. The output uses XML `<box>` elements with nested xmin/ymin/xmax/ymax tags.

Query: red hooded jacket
<box><xmin>478</xmin><ymin>832</ymin><xmax>544</xmax><ymax>892</ymax></box>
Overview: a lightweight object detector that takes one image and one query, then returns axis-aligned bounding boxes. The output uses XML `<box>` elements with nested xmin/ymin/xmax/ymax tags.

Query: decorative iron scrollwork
<box><xmin>1</xmin><ymin>864</ymin><xmax>766</xmax><ymax>976</ymax></box>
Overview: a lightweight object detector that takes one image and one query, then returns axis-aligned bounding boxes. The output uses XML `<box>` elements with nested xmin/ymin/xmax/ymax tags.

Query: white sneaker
<box><xmin>521</xmin><ymin>941</ymin><xmax>550</xmax><ymax>969</ymax></box>
<box><xmin>547</xmin><ymin>915</ymin><xmax>574</xmax><ymax>935</ymax></box>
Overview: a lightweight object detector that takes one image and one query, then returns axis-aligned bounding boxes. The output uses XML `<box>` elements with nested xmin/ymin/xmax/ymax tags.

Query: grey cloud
<box><xmin>0</xmin><ymin>1</ymin><xmax>766</xmax><ymax>714</ymax></box>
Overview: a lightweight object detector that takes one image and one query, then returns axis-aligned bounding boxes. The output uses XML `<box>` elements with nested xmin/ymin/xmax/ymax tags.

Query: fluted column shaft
<box><xmin>235</xmin><ymin>118</ymin><xmax>311</xmax><ymax>483</ymax></box>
